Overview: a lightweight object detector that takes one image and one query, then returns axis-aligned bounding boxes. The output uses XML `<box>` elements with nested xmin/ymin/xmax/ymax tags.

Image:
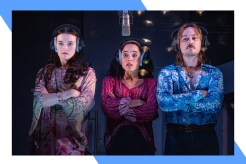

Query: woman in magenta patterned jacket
<box><xmin>101</xmin><ymin>38</ymin><xmax>158</xmax><ymax>155</ymax></box>
<box><xmin>29</xmin><ymin>24</ymin><xmax>96</xmax><ymax>155</ymax></box>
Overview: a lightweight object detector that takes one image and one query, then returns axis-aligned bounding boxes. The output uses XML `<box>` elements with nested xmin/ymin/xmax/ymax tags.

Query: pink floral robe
<box><xmin>29</xmin><ymin>67</ymin><xmax>96</xmax><ymax>155</ymax></box>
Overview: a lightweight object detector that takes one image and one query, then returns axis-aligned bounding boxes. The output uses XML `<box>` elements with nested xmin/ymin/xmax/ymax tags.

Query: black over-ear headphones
<box><xmin>115</xmin><ymin>38</ymin><xmax>151</xmax><ymax>66</ymax></box>
<box><xmin>50</xmin><ymin>24</ymin><xmax>85</xmax><ymax>53</ymax></box>
<box><xmin>171</xmin><ymin>23</ymin><xmax>210</xmax><ymax>52</ymax></box>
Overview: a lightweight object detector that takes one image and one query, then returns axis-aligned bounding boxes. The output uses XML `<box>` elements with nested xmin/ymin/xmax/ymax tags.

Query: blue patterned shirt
<box><xmin>157</xmin><ymin>64</ymin><xmax>224</xmax><ymax>125</ymax></box>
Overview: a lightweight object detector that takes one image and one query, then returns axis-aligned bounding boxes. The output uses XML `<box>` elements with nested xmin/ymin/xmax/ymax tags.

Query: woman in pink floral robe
<box><xmin>29</xmin><ymin>24</ymin><xmax>96</xmax><ymax>155</ymax></box>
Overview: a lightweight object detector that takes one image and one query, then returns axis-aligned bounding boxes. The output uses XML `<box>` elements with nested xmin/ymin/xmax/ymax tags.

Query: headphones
<box><xmin>171</xmin><ymin>23</ymin><xmax>210</xmax><ymax>52</ymax></box>
<box><xmin>115</xmin><ymin>38</ymin><xmax>151</xmax><ymax>66</ymax></box>
<box><xmin>50</xmin><ymin>24</ymin><xmax>85</xmax><ymax>53</ymax></box>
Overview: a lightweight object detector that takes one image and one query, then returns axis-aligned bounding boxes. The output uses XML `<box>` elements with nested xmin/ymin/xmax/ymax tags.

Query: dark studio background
<box><xmin>12</xmin><ymin>11</ymin><xmax>234</xmax><ymax>155</ymax></box>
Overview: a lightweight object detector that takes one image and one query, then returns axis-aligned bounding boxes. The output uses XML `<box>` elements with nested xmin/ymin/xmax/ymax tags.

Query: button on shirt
<box><xmin>156</xmin><ymin>64</ymin><xmax>224</xmax><ymax>125</ymax></box>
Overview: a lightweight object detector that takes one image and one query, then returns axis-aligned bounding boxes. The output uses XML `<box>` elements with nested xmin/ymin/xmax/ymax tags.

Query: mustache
<box><xmin>187</xmin><ymin>45</ymin><xmax>195</xmax><ymax>49</ymax></box>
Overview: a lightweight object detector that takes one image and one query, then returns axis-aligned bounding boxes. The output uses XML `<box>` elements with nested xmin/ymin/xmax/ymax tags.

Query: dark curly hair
<box><xmin>107</xmin><ymin>38</ymin><xmax>154</xmax><ymax>78</ymax></box>
<box><xmin>43</xmin><ymin>24</ymin><xmax>88</xmax><ymax>86</ymax></box>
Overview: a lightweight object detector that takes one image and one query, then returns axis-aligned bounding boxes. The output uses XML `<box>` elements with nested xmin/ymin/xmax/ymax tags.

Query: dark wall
<box><xmin>12</xmin><ymin>11</ymin><xmax>234</xmax><ymax>155</ymax></box>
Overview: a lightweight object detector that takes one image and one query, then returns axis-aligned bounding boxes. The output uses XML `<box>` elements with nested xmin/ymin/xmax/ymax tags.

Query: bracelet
<box><xmin>56</xmin><ymin>92</ymin><xmax>63</xmax><ymax>102</ymax></box>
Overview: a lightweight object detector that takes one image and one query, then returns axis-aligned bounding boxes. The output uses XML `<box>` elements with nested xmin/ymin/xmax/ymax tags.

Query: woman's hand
<box><xmin>75</xmin><ymin>77</ymin><xmax>83</xmax><ymax>89</ymax></box>
<box><xmin>35</xmin><ymin>85</ymin><xmax>48</xmax><ymax>94</ymax></box>
<box><xmin>129</xmin><ymin>99</ymin><xmax>146</xmax><ymax>108</ymax></box>
<box><xmin>70</xmin><ymin>89</ymin><xmax>81</xmax><ymax>98</ymax></box>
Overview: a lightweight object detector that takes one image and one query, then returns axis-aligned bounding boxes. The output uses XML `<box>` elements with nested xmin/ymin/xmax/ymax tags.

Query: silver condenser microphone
<box><xmin>122</xmin><ymin>10</ymin><xmax>130</xmax><ymax>36</ymax></box>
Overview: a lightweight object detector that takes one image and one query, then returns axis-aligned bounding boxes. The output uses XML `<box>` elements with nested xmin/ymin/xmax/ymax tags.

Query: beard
<box><xmin>185</xmin><ymin>50</ymin><xmax>196</xmax><ymax>57</ymax></box>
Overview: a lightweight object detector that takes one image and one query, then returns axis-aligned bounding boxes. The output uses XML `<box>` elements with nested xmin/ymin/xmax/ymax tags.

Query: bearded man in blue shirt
<box><xmin>157</xmin><ymin>22</ymin><xmax>224</xmax><ymax>155</ymax></box>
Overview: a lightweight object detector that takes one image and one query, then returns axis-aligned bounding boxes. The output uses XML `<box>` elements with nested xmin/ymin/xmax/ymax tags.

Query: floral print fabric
<box><xmin>157</xmin><ymin>64</ymin><xmax>224</xmax><ymax>125</ymax></box>
<box><xmin>29</xmin><ymin>67</ymin><xmax>96</xmax><ymax>155</ymax></box>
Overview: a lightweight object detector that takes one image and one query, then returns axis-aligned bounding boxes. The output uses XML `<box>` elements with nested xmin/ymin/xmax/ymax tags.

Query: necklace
<box><xmin>184</xmin><ymin>66</ymin><xmax>195</xmax><ymax>78</ymax></box>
